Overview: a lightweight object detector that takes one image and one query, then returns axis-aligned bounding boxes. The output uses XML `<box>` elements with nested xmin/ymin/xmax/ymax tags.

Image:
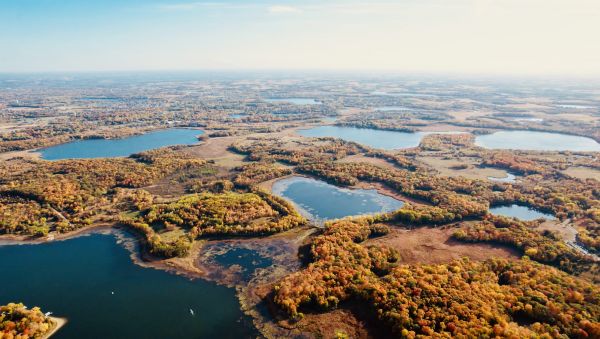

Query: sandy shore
<box><xmin>44</xmin><ymin>317</ymin><xmax>67</xmax><ymax>339</ymax></box>
<box><xmin>351</xmin><ymin>181</ymin><xmax>428</xmax><ymax>206</ymax></box>
<box><xmin>0</xmin><ymin>149</ymin><xmax>42</xmax><ymax>161</ymax></box>
<box><xmin>256</xmin><ymin>174</ymin><xmax>297</xmax><ymax>192</ymax></box>
<box><xmin>417</xmin><ymin>123</ymin><xmax>473</xmax><ymax>132</ymax></box>
<box><xmin>0</xmin><ymin>223</ymin><xmax>113</xmax><ymax>246</ymax></box>
<box><xmin>129</xmin><ymin>236</ymin><xmax>207</xmax><ymax>280</ymax></box>
<box><xmin>262</xmin><ymin>172</ymin><xmax>426</xmax><ymax>208</ymax></box>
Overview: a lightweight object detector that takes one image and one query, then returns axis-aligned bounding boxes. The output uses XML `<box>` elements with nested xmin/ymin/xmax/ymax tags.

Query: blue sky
<box><xmin>1</xmin><ymin>0</ymin><xmax>599</xmax><ymax>75</ymax></box>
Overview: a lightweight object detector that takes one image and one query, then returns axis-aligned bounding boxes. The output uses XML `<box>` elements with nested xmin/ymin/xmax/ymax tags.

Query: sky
<box><xmin>1</xmin><ymin>0</ymin><xmax>600</xmax><ymax>75</ymax></box>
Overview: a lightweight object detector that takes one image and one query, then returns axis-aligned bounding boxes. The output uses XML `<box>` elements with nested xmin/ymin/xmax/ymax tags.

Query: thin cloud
<box><xmin>157</xmin><ymin>2</ymin><xmax>211</xmax><ymax>11</ymax></box>
<box><xmin>156</xmin><ymin>1</ymin><xmax>408</xmax><ymax>14</ymax></box>
<box><xmin>267</xmin><ymin>5</ymin><xmax>302</xmax><ymax>14</ymax></box>
<box><xmin>156</xmin><ymin>2</ymin><xmax>250</xmax><ymax>11</ymax></box>
<box><xmin>303</xmin><ymin>1</ymin><xmax>421</xmax><ymax>14</ymax></box>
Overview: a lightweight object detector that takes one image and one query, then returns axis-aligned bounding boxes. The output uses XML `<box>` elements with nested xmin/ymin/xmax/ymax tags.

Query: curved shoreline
<box><xmin>0</xmin><ymin>126</ymin><xmax>205</xmax><ymax>159</ymax></box>
<box><xmin>474</xmin><ymin>130</ymin><xmax>600</xmax><ymax>152</ymax></box>
<box><xmin>44</xmin><ymin>317</ymin><xmax>67</xmax><ymax>339</ymax></box>
<box><xmin>0</xmin><ymin>223</ymin><xmax>314</xmax><ymax>339</ymax></box>
<box><xmin>0</xmin><ymin>223</ymin><xmax>114</xmax><ymax>246</ymax></box>
<box><xmin>270</xmin><ymin>175</ymin><xmax>405</xmax><ymax>225</ymax></box>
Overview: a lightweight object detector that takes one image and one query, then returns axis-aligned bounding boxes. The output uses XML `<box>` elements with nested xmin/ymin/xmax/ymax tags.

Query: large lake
<box><xmin>0</xmin><ymin>233</ymin><xmax>256</xmax><ymax>339</ymax></box>
<box><xmin>40</xmin><ymin>128</ymin><xmax>203</xmax><ymax>160</ymax></box>
<box><xmin>489</xmin><ymin>204</ymin><xmax>555</xmax><ymax>221</ymax></box>
<box><xmin>298</xmin><ymin>126</ymin><xmax>461</xmax><ymax>150</ymax></box>
<box><xmin>475</xmin><ymin>131</ymin><xmax>600</xmax><ymax>152</ymax></box>
<box><xmin>272</xmin><ymin>176</ymin><xmax>404</xmax><ymax>222</ymax></box>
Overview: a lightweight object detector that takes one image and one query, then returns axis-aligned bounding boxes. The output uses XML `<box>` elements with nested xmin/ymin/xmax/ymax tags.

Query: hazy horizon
<box><xmin>2</xmin><ymin>0</ymin><xmax>600</xmax><ymax>76</ymax></box>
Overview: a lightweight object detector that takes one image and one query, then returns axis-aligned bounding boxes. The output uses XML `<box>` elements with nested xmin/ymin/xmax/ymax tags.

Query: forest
<box><xmin>453</xmin><ymin>215</ymin><xmax>597</xmax><ymax>277</ymax></box>
<box><xmin>0</xmin><ymin>303</ymin><xmax>56</xmax><ymax>339</ymax></box>
<box><xmin>233</xmin><ymin>136</ymin><xmax>600</xmax><ymax>255</ymax></box>
<box><xmin>0</xmin><ymin>147</ymin><xmax>206</xmax><ymax>236</ymax></box>
<box><xmin>120</xmin><ymin>188</ymin><xmax>305</xmax><ymax>258</ymax></box>
<box><xmin>1</xmin><ymin>97</ymin><xmax>599</xmax><ymax>338</ymax></box>
<box><xmin>273</xmin><ymin>217</ymin><xmax>600</xmax><ymax>338</ymax></box>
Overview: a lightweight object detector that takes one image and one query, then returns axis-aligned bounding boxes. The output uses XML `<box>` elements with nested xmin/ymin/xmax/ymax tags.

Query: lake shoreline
<box><xmin>0</xmin><ymin>230</ymin><xmax>258</xmax><ymax>338</ymax></box>
<box><xmin>44</xmin><ymin>317</ymin><xmax>67</xmax><ymax>339</ymax></box>
<box><xmin>264</xmin><ymin>173</ymin><xmax>424</xmax><ymax>209</ymax></box>
<box><xmin>39</xmin><ymin>128</ymin><xmax>205</xmax><ymax>160</ymax></box>
<box><xmin>474</xmin><ymin>130</ymin><xmax>600</xmax><ymax>152</ymax></box>
<box><xmin>0</xmin><ymin>222</ymin><xmax>317</xmax><ymax>339</ymax></box>
<box><xmin>270</xmin><ymin>175</ymin><xmax>405</xmax><ymax>223</ymax></box>
<box><xmin>0</xmin><ymin>223</ymin><xmax>114</xmax><ymax>246</ymax></box>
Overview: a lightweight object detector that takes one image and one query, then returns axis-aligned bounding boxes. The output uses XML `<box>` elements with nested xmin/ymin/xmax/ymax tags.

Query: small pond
<box><xmin>556</xmin><ymin>104</ymin><xmax>594</xmax><ymax>109</ymax></box>
<box><xmin>488</xmin><ymin>173</ymin><xmax>517</xmax><ymax>183</ymax></box>
<box><xmin>513</xmin><ymin>117</ymin><xmax>543</xmax><ymax>123</ymax></box>
<box><xmin>489</xmin><ymin>204</ymin><xmax>555</xmax><ymax>221</ymax></box>
<box><xmin>212</xmin><ymin>247</ymin><xmax>273</xmax><ymax>281</ymax></box>
<box><xmin>370</xmin><ymin>91</ymin><xmax>435</xmax><ymax>97</ymax></box>
<box><xmin>272</xmin><ymin>176</ymin><xmax>404</xmax><ymax>222</ymax></box>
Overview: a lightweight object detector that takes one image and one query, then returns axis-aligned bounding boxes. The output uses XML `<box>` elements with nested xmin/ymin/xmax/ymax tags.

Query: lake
<box><xmin>556</xmin><ymin>104</ymin><xmax>594</xmax><ymax>109</ymax></box>
<box><xmin>264</xmin><ymin>98</ymin><xmax>320</xmax><ymax>105</ymax></box>
<box><xmin>79</xmin><ymin>97</ymin><xmax>121</xmax><ymax>101</ymax></box>
<box><xmin>474</xmin><ymin>131</ymin><xmax>600</xmax><ymax>152</ymax></box>
<box><xmin>375</xmin><ymin>106</ymin><xmax>411</xmax><ymax>111</ymax></box>
<box><xmin>370</xmin><ymin>91</ymin><xmax>435</xmax><ymax>97</ymax></box>
<box><xmin>212</xmin><ymin>247</ymin><xmax>273</xmax><ymax>281</ymax></box>
<box><xmin>488</xmin><ymin>173</ymin><xmax>517</xmax><ymax>183</ymax></box>
<box><xmin>489</xmin><ymin>204</ymin><xmax>555</xmax><ymax>221</ymax></box>
<box><xmin>40</xmin><ymin>128</ymin><xmax>203</xmax><ymax>160</ymax></box>
<box><xmin>271</xmin><ymin>176</ymin><xmax>404</xmax><ymax>222</ymax></box>
<box><xmin>0</xmin><ymin>232</ymin><xmax>256</xmax><ymax>339</ymax></box>
<box><xmin>513</xmin><ymin>117</ymin><xmax>543</xmax><ymax>123</ymax></box>
<box><xmin>298</xmin><ymin>126</ymin><xmax>462</xmax><ymax>150</ymax></box>
<box><xmin>321</xmin><ymin>117</ymin><xmax>338</xmax><ymax>123</ymax></box>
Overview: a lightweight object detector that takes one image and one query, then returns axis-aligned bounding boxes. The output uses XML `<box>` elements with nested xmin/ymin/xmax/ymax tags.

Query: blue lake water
<box><xmin>370</xmin><ymin>91</ymin><xmax>435</xmax><ymax>97</ymax></box>
<box><xmin>321</xmin><ymin>117</ymin><xmax>338</xmax><ymax>123</ymax></box>
<box><xmin>375</xmin><ymin>106</ymin><xmax>411</xmax><ymax>111</ymax></box>
<box><xmin>40</xmin><ymin>128</ymin><xmax>204</xmax><ymax>160</ymax></box>
<box><xmin>513</xmin><ymin>118</ymin><xmax>543</xmax><ymax>123</ymax></box>
<box><xmin>264</xmin><ymin>98</ymin><xmax>320</xmax><ymax>105</ymax></box>
<box><xmin>488</xmin><ymin>173</ymin><xmax>517</xmax><ymax>183</ymax></box>
<box><xmin>79</xmin><ymin>97</ymin><xmax>121</xmax><ymax>101</ymax></box>
<box><xmin>229</xmin><ymin>114</ymin><xmax>248</xmax><ymax>119</ymax></box>
<box><xmin>0</xmin><ymin>232</ymin><xmax>256</xmax><ymax>339</ymax></box>
<box><xmin>212</xmin><ymin>247</ymin><xmax>273</xmax><ymax>281</ymax></box>
<box><xmin>272</xmin><ymin>176</ymin><xmax>404</xmax><ymax>222</ymax></box>
<box><xmin>475</xmin><ymin>131</ymin><xmax>600</xmax><ymax>152</ymax></box>
<box><xmin>298</xmin><ymin>126</ymin><xmax>462</xmax><ymax>150</ymax></box>
<box><xmin>489</xmin><ymin>204</ymin><xmax>555</xmax><ymax>221</ymax></box>
<box><xmin>556</xmin><ymin>104</ymin><xmax>594</xmax><ymax>109</ymax></box>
